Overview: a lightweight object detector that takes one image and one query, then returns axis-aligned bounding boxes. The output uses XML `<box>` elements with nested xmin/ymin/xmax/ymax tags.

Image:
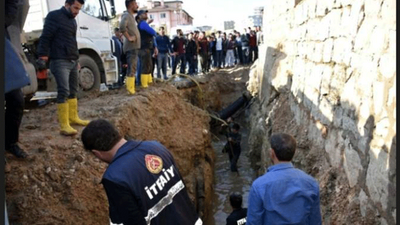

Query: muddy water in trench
<box><xmin>205</xmin><ymin>127</ymin><xmax>257</xmax><ymax>225</ymax></box>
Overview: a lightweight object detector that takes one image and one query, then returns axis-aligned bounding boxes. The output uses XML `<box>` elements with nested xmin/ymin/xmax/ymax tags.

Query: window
<box><xmin>81</xmin><ymin>0</ymin><xmax>103</xmax><ymax>19</ymax></box>
<box><xmin>160</xmin><ymin>13</ymin><xmax>166</xmax><ymax>18</ymax></box>
<box><xmin>149</xmin><ymin>14</ymin><xmax>154</xmax><ymax>19</ymax></box>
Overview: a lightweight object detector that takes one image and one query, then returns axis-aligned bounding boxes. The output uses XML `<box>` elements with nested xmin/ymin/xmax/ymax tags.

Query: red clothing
<box><xmin>198</xmin><ymin>38</ymin><xmax>208</xmax><ymax>54</ymax></box>
<box><xmin>249</xmin><ymin>35</ymin><xmax>257</xmax><ymax>47</ymax></box>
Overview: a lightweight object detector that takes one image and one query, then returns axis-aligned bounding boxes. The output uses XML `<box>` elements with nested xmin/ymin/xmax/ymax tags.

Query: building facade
<box><xmin>142</xmin><ymin>0</ymin><xmax>193</xmax><ymax>34</ymax></box>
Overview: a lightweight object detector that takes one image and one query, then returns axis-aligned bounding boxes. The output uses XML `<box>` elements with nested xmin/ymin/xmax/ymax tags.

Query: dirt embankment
<box><xmin>6</xmin><ymin>66</ymin><xmax>251</xmax><ymax>225</ymax></box>
<box><xmin>6</xmin><ymin>84</ymin><xmax>215</xmax><ymax>224</ymax></box>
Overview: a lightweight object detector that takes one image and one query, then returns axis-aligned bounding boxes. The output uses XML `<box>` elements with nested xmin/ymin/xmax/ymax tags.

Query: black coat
<box><xmin>226</xmin><ymin>208</ymin><xmax>247</xmax><ymax>225</ymax></box>
<box><xmin>37</xmin><ymin>7</ymin><xmax>79</xmax><ymax>60</ymax></box>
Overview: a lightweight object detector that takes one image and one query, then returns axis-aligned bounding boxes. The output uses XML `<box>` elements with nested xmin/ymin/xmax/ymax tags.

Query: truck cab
<box><xmin>22</xmin><ymin>0</ymin><xmax>118</xmax><ymax>96</ymax></box>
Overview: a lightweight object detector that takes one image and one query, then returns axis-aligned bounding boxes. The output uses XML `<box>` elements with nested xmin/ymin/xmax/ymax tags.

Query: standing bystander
<box><xmin>119</xmin><ymin>0</ymin><xmax>141</xmax><ymax>94</ymax></box>
<box><xmin>155</xmin><ymin>27</ymin><xmax>171</xmax><ymax>80</ymax></box>
<box><xmin>37</xmin><ymin>0</ymin><xmax>90</xmax><ymax>136</ymax></box>
<box><xmin>247</xmin><ymin>133</ymin><xmax>322</xmax><ymax>225</ymax></box>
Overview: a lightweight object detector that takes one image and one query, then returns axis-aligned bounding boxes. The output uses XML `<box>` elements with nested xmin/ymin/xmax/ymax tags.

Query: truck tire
<box><xmin>78</xmin><ymin>54</ymin><xmax>100</xmax><ymax>91</ymax></box>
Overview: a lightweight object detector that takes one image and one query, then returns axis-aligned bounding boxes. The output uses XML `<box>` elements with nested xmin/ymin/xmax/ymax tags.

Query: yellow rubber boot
<box><xmin>67</xmin><ymin>98</ymin><xmax>90</xmax><ymax>126</ymax></box>
<box><xmin>141</xmin><ymin>74</ymin><xmax>149</xmax><ymax>88</ymax></box>
<box><xmin>126</xmin><ymin>76</ymin><xmax>136</xmax><ymax>94</ymax></box>
<box><xmin>57</xmin><ymin>103</ymin><xmax>78</xmax><ymax>136</ymax></box>
<box><xmin>148</xmin><ymin>74</ymin><xmax>153</xmax><ymax>84</ymax></box>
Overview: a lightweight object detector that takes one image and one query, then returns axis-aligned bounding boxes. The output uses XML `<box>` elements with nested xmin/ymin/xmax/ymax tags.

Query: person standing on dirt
<box><xmin>171</xmin><ymin>29</ymin><xmax>186</xmax><ymax>75</ymax></box>
<box><xmin>185</xmin><ymin>32</ymin><xmax>198</xmax><ymax>76</ymax></box>
<box><xmin>4</xmin><ymin>0</ymin><xmax>31</xmax><ymax>158</ymax></box>
<box><xmin>37</xmin><ymin>0</ymin><xmax>90</xmax><ymax>136</ymax></box>
<box><xmin>155</xmin><ymin>27</ymin><xmax>171</xmax><ymax>80</ymax></box>
<box><xmin>198</xmin><ymin>32</ymin><xmax>209</xmax><ymax>74</ymax></box>
<box><xmin>136</xmin><ymin>10</ymin><xmax>158</xmax><ymax>87</ymax></box>
<box><xmin>120</xmin><ymin>0</ymin><xmax>140</xmax><ymax>94</ymax></box>
<box><xmin>223</xmin><ymin>123</ymin><xmax>242</xmax><ymax>173</ymax></box>
<box><xmin>112</xmin><ymin>27</ymin><xmax>124</xmax><ymax>86</ymax></box>
<box><xmin>81</xmin><ymin>119</ymin><xmax>202</xmax><ymax>225</ymax></box>
<box><xmin>227</xmin><ymin>192</ymin><xmax>247</xmax><ymax>225</ymax></box>
<box><xmin>247</xmin><ymin>133</ymin><xmax>322</xmax><ymax>225</ymax></box>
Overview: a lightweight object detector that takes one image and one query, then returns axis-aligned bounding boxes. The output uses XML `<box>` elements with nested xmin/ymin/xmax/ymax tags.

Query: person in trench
<box><xmin>223</xmin><ymin>122</ymin><xmax>242</xmax><ymax>173</ymax></box>
<box><xmin>81</xmin><ymin>119</ymin><xmax>202</xmax><ymax>225</ymax></box>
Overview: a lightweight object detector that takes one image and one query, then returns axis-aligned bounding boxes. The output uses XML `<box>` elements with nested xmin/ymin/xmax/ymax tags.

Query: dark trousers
<box><xmin>139</xmin><ymin>49</ymin><xmax>153</xmax><ymax>74</ymax></box>
<box><xmin>212</xmin><ymin>52</ymin><xmax>217</xmax><ymax>68</ymax></box>
<box><xmin>228</xmin><ymin>148</ymin><xmax>241</xmax><ymax>172</ymax></box>
<box><xmin>5</xmin><ymin>89</ymin><xmax>24</xmax><ymax>149</ymax></box>
<box><xmin>216</xmin><ymin>50</ymin><xmax>223</xmax><ymax>68</ymax></box>
<box><xmin>172</xmin><ymin>53</ymin><xmax>186</xmax><ymax>74</ymax></box>
<box><xmin>236</xmin><ymin>47</ymin><xmax>243</xmax><ymax>64</ymax></box>
<box><xmin>187</xmin><ymin>55</ymin><xmax>196</xmax><ymax>75</ymax></box>
<box><xmin>249</xmin><ymin>46</ymin><xmax>258</xmax><ymax>62</ymax></box>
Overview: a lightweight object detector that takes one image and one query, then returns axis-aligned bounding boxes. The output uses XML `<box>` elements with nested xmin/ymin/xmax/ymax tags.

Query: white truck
<box><xmin>19</xmin><ymin>0</ymin><xmax>119</xmax><ymax>97</ymax></box>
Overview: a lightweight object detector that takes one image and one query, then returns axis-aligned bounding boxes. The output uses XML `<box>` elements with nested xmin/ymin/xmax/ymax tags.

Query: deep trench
<box><xmin>206</xmin><ymin>119</ymin><xmax>257</xmax><ymax>224</ymax></box>
<box><xmin>180</xmin><ymin>68</ymin><xmax>256</xmax><ymax>224</ymax></box>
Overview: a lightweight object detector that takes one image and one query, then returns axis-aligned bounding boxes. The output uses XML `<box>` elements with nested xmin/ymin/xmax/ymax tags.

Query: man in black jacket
<box><xmin>81</xmin><ymin>119</ymin><xmax>202</xmax><ymax>225</ymax></box>
<box><xmin>37</xmin><ymin>0</ymin><xmax>90</xmax><ymax>136</ymax></box>
<box><xmin>185</xmin><ymin>33</ymin><xmax>197</xmax><ymax>76</ymax></box>
<box><xmin>226</xmin><ymin>192</ymin><xmax>247</xmax><ymax>225</ymax></box>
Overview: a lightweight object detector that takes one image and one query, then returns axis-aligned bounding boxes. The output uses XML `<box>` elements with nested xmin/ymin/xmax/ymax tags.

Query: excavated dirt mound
<box><xmin>6</xmin><ymin>66</ymin><xmax>251</xmax><ymax>225</ymax></box>
<box><xmin>6</xmin><ymin>85</ymin><xmax>214</xmax><ymax>224</ymax></box>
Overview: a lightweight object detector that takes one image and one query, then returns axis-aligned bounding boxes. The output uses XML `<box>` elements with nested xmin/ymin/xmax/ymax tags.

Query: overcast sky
<box><xmin>114</xmin><ymin>0</ymin><xmax>266</xmax><ymax>27</ymax></box>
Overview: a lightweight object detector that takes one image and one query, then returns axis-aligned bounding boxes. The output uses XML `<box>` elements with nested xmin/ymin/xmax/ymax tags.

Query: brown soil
<box><xmin>6</xmin><ymin>66</ymin><xmax>250</xmax><ymax>225</ymax></box>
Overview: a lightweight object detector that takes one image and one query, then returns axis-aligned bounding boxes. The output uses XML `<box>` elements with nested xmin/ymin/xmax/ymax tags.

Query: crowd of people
<box><xmin>112</xmin><ymin>11</ymin><xmax>264</xmax><ymax>89</ymax></box>
<box><xmin>5</xmin><ymin>0</ymin><xmax>322</xmax><ymax>224</ymax></box>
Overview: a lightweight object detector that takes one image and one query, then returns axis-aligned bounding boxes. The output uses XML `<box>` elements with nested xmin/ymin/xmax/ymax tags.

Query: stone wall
<box><xmin>247</xmin><ymin>0</ymin><xmax>396</xmax><ymax>223</ymax></box>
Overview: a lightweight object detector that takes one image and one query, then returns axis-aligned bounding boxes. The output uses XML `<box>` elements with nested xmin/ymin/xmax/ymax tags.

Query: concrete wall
<box><xmin>247</xmin><ymin>0</ymin><xmax>396</xmax><ymax>223</ymax></box>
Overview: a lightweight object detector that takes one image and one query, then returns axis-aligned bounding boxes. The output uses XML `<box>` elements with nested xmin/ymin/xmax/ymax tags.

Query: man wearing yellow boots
<box><xmin>120</xmin><ymin>0</ymin><xmax>141</xmax><ymax>94</ymax></box>
<box><xmin>37</xmin><ymin>0</ymin><xmax>90</xmax><ymax>136</ymax></box>
<box><xmin>136</xmin><ymin>10</ymin><xmax>158</xmax><ymax>88</ymax></box>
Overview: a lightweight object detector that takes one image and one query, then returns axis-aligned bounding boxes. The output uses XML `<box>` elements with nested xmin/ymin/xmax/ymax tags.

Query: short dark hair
<box><xmin>159</xmin><ymin>27</ymin><xmax>165</xmax><ymax>30</ymax></box>
<box><xmin>232</xmin><ymin>123</ymin><xmax>240</xmax><ymax>131</ymax></box>
<box><xmin>229</xmin><ymin>192</ymin><xmax>242</xmax><ymax>209</ymax></box>
<box><xmin>66</xmin><ymin>0</ymin><xmax>85</xmax><ymax>4</ymax></box>
<box><xmin>270</xmin><ymin>133</ymin><xmax>297</xmax><ymax>161</ymax></box>
<box><xmin>81</xmin><ymin>119</ymin><xmax>122</xmax><ymax>151</ymax></box>
<box><xmin>114</xmin><ymin>27</ymin><xmax>120</xmax><ymax>32</ymax></box>
<box><xmin>125</xmin><ymin>0</ymin><xmax>135</xmax><ymax>8</ymax></box>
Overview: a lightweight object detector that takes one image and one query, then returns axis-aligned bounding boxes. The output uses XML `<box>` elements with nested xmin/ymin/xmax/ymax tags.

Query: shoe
<box><xmin>68</xmin><ymin>98</ymin><xmax>90</xmax><ymax>126</ymax></box>
<box><xmin>148</xmin><ymin>75</ymin><xmax>153</xmax><ymax>84</ymax></box>
<box><xmin>6</xmin><ymin>144</ymin><xmax>28</xmax><ymax>158</ymax></box>
<box><xmin>57</xmin><ymin>103</ymin><xmax>78</xmax><ymax>136</ymax></box>
<box><xmin>126</xmin><ymin>76</ymin><xmax>136</xmax><ymax>94</ymax></box>
<box><xmin>141</xmin><ymin>74</ymin><xmax>149</xmax><ymax>88</ymax></box>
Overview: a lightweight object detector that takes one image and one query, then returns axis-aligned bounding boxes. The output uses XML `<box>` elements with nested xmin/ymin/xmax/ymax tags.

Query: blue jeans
<box><xmin>49</xmin><ymin>59</ymin><xmax>78</xmax><ymax>103</ymax></box>
<box><xmin>172</xmin><ymin>53</ymin><xmax>185</xmax><ymax>74</ymax></box>
<box><xmin>242</xmin><ymin>47</ymin><xmax>250</xmax><ymax>64</ymax></box>
<box><xmin>157</xmin><ymin>53</ymin><xmax>168</xmax><ymax>79</ymax></box>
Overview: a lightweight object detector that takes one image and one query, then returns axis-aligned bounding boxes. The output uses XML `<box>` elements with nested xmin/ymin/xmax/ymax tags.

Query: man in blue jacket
<box><xmin>81</xmin><ymin>119</ymin><xmax>202</xmax><ymax>225</ymax></box>
<box><xmin>136</xmin><ymin>10</ymin><xmax>158</xmax><ymax>87</ymax></box>
<box><xmin>247</xmin><ymin>133</ymin><xmax>322</xmax><ymax>224</ymax></box>
<box><xmin>155</xmin><ymin>27</ymin><xmax>171</xmax><ymax>80</ymax></box>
